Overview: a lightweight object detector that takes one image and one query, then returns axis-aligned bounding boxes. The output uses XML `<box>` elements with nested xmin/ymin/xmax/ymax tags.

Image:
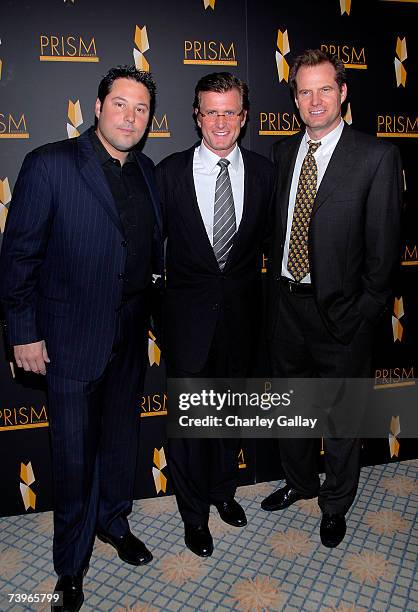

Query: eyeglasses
<box><xmin>198</xmin><ymin>110</ymin><xmax>243</xmax><ymax>122</ymax></box>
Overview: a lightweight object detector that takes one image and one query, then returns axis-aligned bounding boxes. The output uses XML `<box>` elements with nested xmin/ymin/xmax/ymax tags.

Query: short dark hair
<box><xmin>289</xmin><ymin>49</ymin><xmax>346</xmax><ymax>95</ymax></box>
<box><xmin>97</xmin><ymin>65</ymin><xmax>156</xmax><ymax>112</ymax></box>
<box><xmin>193</xmin><ymin>72</ymin><xmax>249</xmax><ymax>111</ymax></box>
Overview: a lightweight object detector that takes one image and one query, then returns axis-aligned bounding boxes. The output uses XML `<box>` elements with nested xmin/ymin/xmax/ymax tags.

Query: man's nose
<box><xmin>311</xmin><ymin>91</ymin><xmax>320</xmax><ymax>105</ymax></box>
<box><xmin>215</xmin><ymin>113</ymin><xmax>227</xmax><ymax>127</ymax></box>
<box><xmin>124</xmin><ymin>108</ymin><xmax>135</xmax><ymax>123</ymax></box>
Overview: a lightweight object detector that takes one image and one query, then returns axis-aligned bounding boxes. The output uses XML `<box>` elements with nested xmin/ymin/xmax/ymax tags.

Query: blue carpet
<box><xmin>1</xmin><ymin>459</ymin><xmax>417</xmax><ymax>611</ymax></box>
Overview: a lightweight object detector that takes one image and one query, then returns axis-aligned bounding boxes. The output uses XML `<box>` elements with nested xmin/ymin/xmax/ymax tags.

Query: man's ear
<box><xmin>95</xmin><ymin>98</ymin><xmax>101</xmax><ymax>120</ymax></box>
<box><xmin>195</xmin><ymin>108</ymin><xmax>201</xmax><ymax>129</ymax></box>
<box><xmin>240</xmin><ymin>110</ymin><xmax>248</xmax><ymax>128</ymax></box>
<box><xmin>340</xmin><ymin>83</ymin><xmax>347</xmax><ymax>104</ymax></box>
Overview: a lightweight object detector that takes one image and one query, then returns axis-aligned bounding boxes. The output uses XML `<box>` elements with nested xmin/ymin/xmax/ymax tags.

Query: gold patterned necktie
<box><xmin>287</xmin><ymin>140</ymin><xmax>321</xmax><ymax>282</ymax></box>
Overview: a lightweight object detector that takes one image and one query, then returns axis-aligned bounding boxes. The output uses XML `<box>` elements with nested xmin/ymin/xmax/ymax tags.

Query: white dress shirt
<box><xmin>282</xmin><ymin>119</ymin><xmax>345</xmax><ymax>282</ymax></box>
<box><xmin>193</xmin><ymin>141</ymin><xmax>244</xmax><ymax>245</ymax></box>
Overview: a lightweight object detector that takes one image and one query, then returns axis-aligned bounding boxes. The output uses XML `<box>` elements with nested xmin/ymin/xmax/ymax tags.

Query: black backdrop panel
<box><xmin>1</xmin><ymin>0</ymin><xmax>417</xmax><ymax>516</ymax></box>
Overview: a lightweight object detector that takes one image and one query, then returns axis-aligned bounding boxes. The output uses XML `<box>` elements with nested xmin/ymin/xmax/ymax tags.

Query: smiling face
<box><xmin>196</xmin><ymin>89</ymin><xmax>247</xmax><ymax>157</ymax></box>
<box><xmin>294</xmin><ymin>61</ymin><xmax>347</xmax><ymax>140</ymax></box>
<box><xmin>95</xmin><ymin>77</ymin><xmax>151</xmax><ymax>162</ymax></box>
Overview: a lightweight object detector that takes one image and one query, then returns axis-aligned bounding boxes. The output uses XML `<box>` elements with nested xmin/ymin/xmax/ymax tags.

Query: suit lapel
<box><xmin>224</xmin><ymin>148</ymin><xmax>256</xmax><ymax>269</ymax></box>
<box><xmin>76</xmin><ymin>129</ymin><xmax>124</xmax><ymax>235</ymax></box>
<box><xmin>175</xmin><ymin>146</ymin><xmax>219</xmax><ymax>268</ymax></box>
<box><xmin>312</xmin><ymin>125</ymin><xmax>357</xmax><ymax>216</ymax></box>
<box><xmin>133</xmin><ymin>151</ymin><xmax>162</xmax><ymax>233</ymax></box>
<box><xmin>278</xmin><ymin>133</ymin><xmax>303</xmax><ymax>241</ymax></box>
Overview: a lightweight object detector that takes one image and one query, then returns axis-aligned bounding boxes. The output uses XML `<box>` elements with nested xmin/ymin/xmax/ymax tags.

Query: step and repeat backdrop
<box><xmin>1</xmin><ymin>0</ymin><xmax>417</xmax><ymax>516</ymax></box>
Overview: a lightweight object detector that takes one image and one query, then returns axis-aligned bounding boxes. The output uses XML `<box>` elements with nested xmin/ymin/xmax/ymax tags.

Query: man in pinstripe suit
<box><xmin>0</xmin><ymin>66</ymin><xmax>163</xmax><ymax>612</ymax></box>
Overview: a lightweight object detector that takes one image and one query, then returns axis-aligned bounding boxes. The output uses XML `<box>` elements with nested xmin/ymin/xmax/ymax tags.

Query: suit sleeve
<box><xmin>261</xmin><ymin>164</ymin><xmax>277</xmax><ymax>257</ymax></box>
<box><xmin>0</xmin><ymin>150</ymin><xmax>53</xmax><ymax>345</ymax></box>
<box><xmin>155</xmin><ymin>161</ymin><xmax>169</xmax><ymax>241</ymax></box>
<box><xmin>357</xmin><ymin>144</ymin><xmax>402</xmax><ymax>321</ymax></box>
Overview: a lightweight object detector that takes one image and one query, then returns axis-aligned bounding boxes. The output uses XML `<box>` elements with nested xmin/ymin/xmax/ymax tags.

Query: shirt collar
<box><xmin>90</xmin><ymin>127</ymin><xmax>135</xmax><ymax>166</ymax></box>
<box><xmin>303</xmin><ymin>119</ymin><xmax>344</xmax><ymax>156</ymax></box>
<box><xmin>198</xmin><ymin>140</ymin><xmax>240</xmax><ymax>174</ymax></box>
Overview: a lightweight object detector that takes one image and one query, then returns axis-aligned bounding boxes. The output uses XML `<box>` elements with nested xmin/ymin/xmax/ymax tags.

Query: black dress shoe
<box><xmin>320</xmin><ymin>513</ymin><xmax>346</xmax><ymax>548</ymax></box>
<box><xmin>215</xmin><ymin>500</ymin><xmax>247</xmax><ymax>527</ymax></box>
<box><xmin>52</xmin><ymin>574</ymin><xmax>84</xmax><ymax>612</ymax></box>
<box><xmin>97</xmin><ymin>530</ymin><xmax>153</xmax><ymax>565</ymax></box>
<box><xmin>261</xmin><ymin>485</ymin><xmax>316</xmax><ymax>511</ymax></box>
<box><xmin>184</xmin><ymin>524</ymin><xmax>213</xmax><ymax>557</ymax></box>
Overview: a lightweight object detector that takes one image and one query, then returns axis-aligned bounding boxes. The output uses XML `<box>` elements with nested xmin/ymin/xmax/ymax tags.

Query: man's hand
<box><xmin>14</xmin><ymin>340</ymin><xmax>50</xmax><ymax>375</ymax></box>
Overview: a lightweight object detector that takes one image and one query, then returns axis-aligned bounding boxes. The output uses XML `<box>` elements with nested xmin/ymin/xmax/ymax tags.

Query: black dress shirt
<box><xmin>90</xmin><ymin>128</ymin><xmax>155</xmax><ymax>298</ymax></box>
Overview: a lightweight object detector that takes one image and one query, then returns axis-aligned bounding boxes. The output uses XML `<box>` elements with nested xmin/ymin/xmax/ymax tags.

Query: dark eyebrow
<box><xmin>111</xmin><ymin>96</ymin><xmax>149</xmax><ymax>109</ymax></box>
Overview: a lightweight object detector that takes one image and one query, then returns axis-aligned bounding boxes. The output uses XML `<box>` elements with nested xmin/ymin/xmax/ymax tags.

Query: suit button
<box><xmin>118</xmin><ymin>273</ymin><xmax>125</xmax><ymax>280</ymax></box>
<box><xmin>212</xmin><ymin>303</ymin><xmax>219</xmax><ymax>310</ymax></box>
<box><xmin>121</xmin><ymin>240</ymin><xmax>128</xmax><ymax>247</ymax></box>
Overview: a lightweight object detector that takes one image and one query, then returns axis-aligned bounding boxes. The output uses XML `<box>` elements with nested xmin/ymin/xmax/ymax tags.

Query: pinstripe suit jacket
<box><xmin>0</xmin><ymin>128</ymin><xmax>162</xmax><ymax>381</ymax></box>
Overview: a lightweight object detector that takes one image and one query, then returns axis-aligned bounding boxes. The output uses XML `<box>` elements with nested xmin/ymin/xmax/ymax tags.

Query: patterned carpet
<box><xmin>1</xmin><ymin>459</ymin><xmax>417</xmax><ymax>611</ymax></box>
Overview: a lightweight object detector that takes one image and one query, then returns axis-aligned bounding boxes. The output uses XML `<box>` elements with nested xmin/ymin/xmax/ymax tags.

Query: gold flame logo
<box><xmin>395</xmin><ymin>37</ymin><xmax>407</xmax><ymax>87</ymax></box>
<box><xmin>238</xmin><ymin>448</ymin><xmax>246</xmax><ymax>469</ymax></box>
<box><xmin>0</xmin><ymin>177</ymin><xmax>11</xmax><ymax>233</ymax></box>
<box><xmin>344</xmin><ymin>102</ymin><xmax>352</xmax><ymax>125</ymax></box>
<box><xmin>340</xmin><ymin>0</ymin><xmax>351</xmax><ymax>15</ymax></box>
<box><xmin>152</xmin><ymin>447</ymin><xmax>167</xmax><ymax>493</ymax></box>
<box><xmin>67</xmin><ymin>100</ymin><xmax>83</xmax><ymax>139</ymax></box>
<box><xmin>275</xmin><ymin>30</ymin><xmax>290</xmax><ymax>83</ymax></box>
<box><xmin>20</xmin><ymin>462</ymin><xmax>36</xmax><ymax>510</ymax></box>
<box><xmin>148</xmin><ymin>330</ymin><xmax>161</xmax><ymax>366</ymax></box>
<box><xmin>389</xmin><ymin>416</ymin><xmax>400</xmax><ymax>457</ymax></box>
<box><xmin>392</xmin><ymin>297</ymin><xmax>404</xmax><ymax>342</ymax></box>
<box><xmin>134</xmin><ymin>25</ymin><xmax>150</xmax><ymax>72</ymax></box>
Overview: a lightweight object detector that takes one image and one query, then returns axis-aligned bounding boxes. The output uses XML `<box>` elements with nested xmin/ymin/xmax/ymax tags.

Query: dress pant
<box><xmin>167</xmin><ymin>314</ymin><xmax>242</xmax><ymax>526</ymax></box>
<box><xmin>47</xmin><ymin>296</ymin><xmax>148</xmax><ymax>575</ymax></box>
<box><xmin>270</xmin><ymin>282</ymin><xmax>373</xmax><ymax>515</ymax></box>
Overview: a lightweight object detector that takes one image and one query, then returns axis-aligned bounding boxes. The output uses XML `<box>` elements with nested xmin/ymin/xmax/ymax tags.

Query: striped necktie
<box><xmin>287</xmin><ymin>140</ymin><xmax>321</xmax><ymax>282</ymax></box>
<box><xmin>213</xmin><ymin>158</ymin><xmax>236</xmax><ymax>270</ymax></box>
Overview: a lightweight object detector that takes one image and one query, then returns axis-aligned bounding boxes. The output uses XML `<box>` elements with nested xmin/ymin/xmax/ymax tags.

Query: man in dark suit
<box><xmin>0</xmin><ymin>66</ymin><xmax>162</xmax><ymax>611</ymax></box>
<box><xmin>156</xmin><ymin>73</ymin><xmax>275</xmax><ymax>556</ymax></box>
<box><xmin>261</xmin><ymin>49</ymin><xmax>402</xmax><ymax>547</ymax></box>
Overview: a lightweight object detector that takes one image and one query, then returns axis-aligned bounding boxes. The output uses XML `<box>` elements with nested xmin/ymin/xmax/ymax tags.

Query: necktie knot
<box><xmin>307</xmin><ymin>140</ymin><xmax>321</xmax><ymax>155</ymax></box>
<box><xmin>217</xmin><ymin>158</ymin><xmax>230</xmax><ymax>170</ymax></box>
